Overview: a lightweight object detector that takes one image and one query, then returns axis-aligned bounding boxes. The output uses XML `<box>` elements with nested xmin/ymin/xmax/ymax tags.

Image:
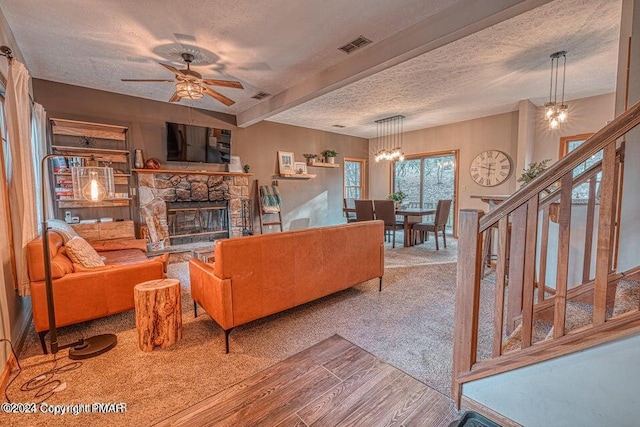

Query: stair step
<box><xmin>614</xmin><ymin>279</ymin><xmax>640</xmax><ymax>316</ymax></box>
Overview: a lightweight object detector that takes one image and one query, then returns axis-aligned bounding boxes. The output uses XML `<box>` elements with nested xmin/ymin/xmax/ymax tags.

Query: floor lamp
<box><xmin>41</xmin><ymin>154</ymin><xmax>117</xmax><ymax>359</ymax></box>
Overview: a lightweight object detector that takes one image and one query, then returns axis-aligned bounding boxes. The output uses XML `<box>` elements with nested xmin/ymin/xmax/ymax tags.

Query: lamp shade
<box><xmin>72</xmin><ymin>166</ymin><xmax>115</xmax><ymax>202</ymax></box>
<box><xmin>176</xmin><ymin>80</ymin><xmax>204</xmax><ymax>99</ymax></box>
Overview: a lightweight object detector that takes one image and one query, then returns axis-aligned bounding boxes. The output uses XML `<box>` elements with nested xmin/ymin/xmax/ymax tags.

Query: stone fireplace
<box><xmin>137</xmin><ymin>171</ymin><xmax>250</xmax><ymax>246</ymax></box>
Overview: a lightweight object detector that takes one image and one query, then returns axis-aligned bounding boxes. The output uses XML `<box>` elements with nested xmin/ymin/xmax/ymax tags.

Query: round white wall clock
<box><xmin>470</xmin><ymin>150</ymin><xmax>512</xmax><ymax>187</ymax></box>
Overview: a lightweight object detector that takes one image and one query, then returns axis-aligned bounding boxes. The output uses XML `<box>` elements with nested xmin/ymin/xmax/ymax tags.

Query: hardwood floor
<box><xmin>156</xmin><ymin>335</ymin><xmax>458</xmax><ymax>427</ymax></box>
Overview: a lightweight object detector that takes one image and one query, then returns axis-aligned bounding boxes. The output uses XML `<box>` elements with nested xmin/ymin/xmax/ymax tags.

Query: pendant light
<box><xmin>374</xmin><ymin>115</ymin><xmax>405</xmax><ymax>162</ymax></box>
<box><xmin>544</xmin><ymin>51</ymin><xmax>569</xmax><ymax>130</ymax></box>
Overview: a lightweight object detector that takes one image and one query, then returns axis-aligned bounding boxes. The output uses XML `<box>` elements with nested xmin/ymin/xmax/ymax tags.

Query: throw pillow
<box><xmin>48</xmin><ymin>219</ymin><xmax>79</xmax><ymax>243</ymax></box>
<box><xmin>65</xmin><ymin>236</ymin><xmax>105</xmax><ymax>268</ymax></box>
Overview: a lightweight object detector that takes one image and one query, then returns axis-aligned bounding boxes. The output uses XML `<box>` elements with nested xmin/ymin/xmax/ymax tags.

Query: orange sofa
<box><xmin>189</xmin><ymin>221</ymin><xmax>385</xmax><ymax>352</ymax></box>
<box><xmin>27</xmin><ymin>232</ymin><xmax>167</xmax><ymax>353</ymax></box>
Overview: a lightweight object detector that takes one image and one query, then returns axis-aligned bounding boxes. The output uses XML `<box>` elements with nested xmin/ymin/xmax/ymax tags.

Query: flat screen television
<box><xmin>166</xmin><ymin>122</ymin><xmax>231</xmax><ymax>164</ymax></box>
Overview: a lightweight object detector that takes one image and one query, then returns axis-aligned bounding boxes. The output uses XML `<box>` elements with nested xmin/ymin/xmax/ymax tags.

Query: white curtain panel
<box><xmin>31</xmin><ymin>103</ymin><xmax>51</xmax><ymax>222</ymax></box>
<box><xmin>5</xmin><ymin>59</ymin><xmax>37</xmax><ymax>296</ymax></box>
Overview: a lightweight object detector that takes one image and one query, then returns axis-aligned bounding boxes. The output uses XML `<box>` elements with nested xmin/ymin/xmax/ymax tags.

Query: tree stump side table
<box><xmin>134</xmin><ymin>279</ymin><xmax>182</xmax><ymax>352</ymax></box>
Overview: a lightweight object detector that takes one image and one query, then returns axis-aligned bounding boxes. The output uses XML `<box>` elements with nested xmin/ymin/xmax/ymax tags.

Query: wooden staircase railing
<box><xmin>452</xmin><ymin>100</ymin><xmax>640</xmax><ymax>407</ymax></box>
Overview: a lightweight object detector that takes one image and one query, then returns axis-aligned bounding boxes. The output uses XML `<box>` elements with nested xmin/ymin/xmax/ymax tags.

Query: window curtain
<box><xmin>31</xmin><ymin>103</ymin><xmax>51</xmax><ymax>222</ymax></box>
<box><xmin>4</xmin><ymin>58</ymin><xmax>37</xmax><ymax>296</ymax></box>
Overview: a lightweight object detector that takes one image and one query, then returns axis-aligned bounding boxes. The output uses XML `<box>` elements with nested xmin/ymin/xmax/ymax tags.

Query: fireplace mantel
<box><xmin>133</xmin><ymin>169</ymin><xmax>253</xmax><ymax>177</ymax></box>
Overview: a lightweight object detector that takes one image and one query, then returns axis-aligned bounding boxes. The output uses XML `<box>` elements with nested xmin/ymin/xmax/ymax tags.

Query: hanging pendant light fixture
<box><xmin>544</xmin><ymin>51</ymin><xmax>568</xmax><ymax>130</ymax></box>
<box><xmin>374</xmin><ymin>115</ymin><xmax>405</xmax><ymax>162</ymax></box>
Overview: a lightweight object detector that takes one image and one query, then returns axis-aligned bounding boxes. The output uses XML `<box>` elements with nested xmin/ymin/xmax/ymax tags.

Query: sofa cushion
<box><xmin>65</xmin><ymin>236</ymin><xmax>105</xmax><ymax>268</ymax></box>
<box><xmin>99</xmin><ymin>249</ymin><xmax>149</xmax><ymax>266</ymax></box>
<box><xmin>48</xmin><ymin>219</ymin><xmax>79</xmax><ymax>243</ymax></box>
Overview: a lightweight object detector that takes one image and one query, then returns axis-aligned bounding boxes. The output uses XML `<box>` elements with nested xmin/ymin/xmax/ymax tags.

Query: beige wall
<box><xmin>32</xmin><ymin>79</ymin><xmax>368</xmax><ymax>231</ymax></box>
<box><xmin>369</xmin><ymin>111</ymin><xmax>520</xmax><ymax>214</ymax></box>
<box><xmin>532</xmin><ymin>93</ymin><xmax>615</xmax><ymax>164</ymax></box>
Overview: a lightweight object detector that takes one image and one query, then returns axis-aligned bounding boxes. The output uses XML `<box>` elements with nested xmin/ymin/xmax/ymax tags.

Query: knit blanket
<box><xmin>260</xmin><ymin>185</ymin><xmax>281</xmax><ymax>213</ymax></box>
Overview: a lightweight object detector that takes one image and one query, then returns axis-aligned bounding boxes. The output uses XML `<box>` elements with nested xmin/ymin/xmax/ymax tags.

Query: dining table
<box><xmin>343</xmin><ymin>206</ymin><xmax>436</xmax><ymax>247</ymax></box>
<box><xmin>395</xmin><ymin>208</ymin><xmax>436</xmax><ymax>247</ymax></box>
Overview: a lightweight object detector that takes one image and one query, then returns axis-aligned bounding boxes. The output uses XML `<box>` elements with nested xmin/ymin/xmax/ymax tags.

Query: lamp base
<box><xmin>68</xmin><ymin>334</ymin><xmax>117</xmax><ymax>360</ymax></box>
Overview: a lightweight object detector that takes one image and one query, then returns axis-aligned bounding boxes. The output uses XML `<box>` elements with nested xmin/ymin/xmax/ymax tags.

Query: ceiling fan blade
<box><xmin>203</xmin><ymin>87</ymin><xmax>235</xmax><ymax>106</ymax></box>
<box><xmin>160</xmin><ymin>63</ymin><xmax>186</xmax><ymax>76</ymax></box>
<box><xmin>202</xmin><ymin>79</ymin><xmax>244</xmax><ymax>89</ymax></box>
<box><xmin>169</xmin><ymin>92</ymin><xmax>182</xmax><ymax>103</ymax></box>
<box><xmin>121</xmin><ymin>79</ymin><xmax>175</xmax><ymax>82</ymax></box>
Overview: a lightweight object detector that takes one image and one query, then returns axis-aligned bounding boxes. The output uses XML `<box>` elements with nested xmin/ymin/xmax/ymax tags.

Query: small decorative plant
<box><xmin>518</xmin><ymin>159</ymin><xmax>551</xmax><ymax>187</ymax></box>
<box><xmin>303</xmin><ymin>153</ymin><xmax>318</xmax><ymax>165</ymax></box>
<box><xmin>321</xmin><ymin>149</ymin><xmax>338</xmax><ymax>164</ymax></box>
<box><xmin>388</xmin><ymin>191</ymin><xmax>406</xmax><ymax>205</ymax></box>
<box><xmin>243</xmin><ymin>164</ymin><xmax>250</xmax><ymax>173</ymax></box>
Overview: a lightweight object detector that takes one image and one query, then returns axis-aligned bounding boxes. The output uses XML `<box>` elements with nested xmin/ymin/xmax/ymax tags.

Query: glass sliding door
<box><xmin>344</xmin><ymin>158</ymin><xmax>366</xmax><ymax>199</ymax></box>
<box><xmin>393</xmin><ymin>151</ymin><xmax>458</xmax><ymax>233</ymax></box>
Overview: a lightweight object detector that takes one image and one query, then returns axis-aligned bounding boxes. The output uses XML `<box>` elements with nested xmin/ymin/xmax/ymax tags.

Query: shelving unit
<box><xmin>49</xmin><ymin>118</ymin><xmax>132</xmax><ymax>223</ymax></box>
<box><xmin>309</xmin><ymin>162</ymin><xmax>340</xmax><ymax>168</ymax></box>
<box><xmin>278</xmin><ymin>173</ymin><xmax>317</xmax><ymax>179</ymax></box>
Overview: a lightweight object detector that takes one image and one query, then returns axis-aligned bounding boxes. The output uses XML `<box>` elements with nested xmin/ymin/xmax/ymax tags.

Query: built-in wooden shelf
<box><xmin>133</xmin><ymin>169</ymin><xmax>253</xmax><ymax>177</ymax></box>
<box><xmin>278</xmin><ymin>173</ymin><xmax>317</xmax><ymax>179</ymax></box>
<box><xmin>52</xmin><ymin>145</ymin><xmax>130</xmax><ymax>155</ymax></box>
<box><xmin>54</xmin><ymin>172</ymin><xmax>132</xmax><ymax>177</ymax></box>
<box><xmin>309</xmin><ymin>162</ymin><xmax>340</xmax><ymax>168</ymax></box>
<box><xmin>57</xmin><ymin>198</ymin><xmax>131</xmax><ymax>208</ymax></box>
<box><xmin>51</xmin><ymin>118</ymin><xmax>127</xmax><ymax>141</ymax></box>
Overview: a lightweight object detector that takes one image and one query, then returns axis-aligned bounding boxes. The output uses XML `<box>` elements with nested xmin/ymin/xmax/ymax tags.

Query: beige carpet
<box><xmin>383</xmin><ymin>230</ymin><xmax>458</xmax><ymax>268</ymax></box>
<box><xmin>2</xmin><ymin>242</ymin><xmax>470</xmax><ymax>427</ymax></box>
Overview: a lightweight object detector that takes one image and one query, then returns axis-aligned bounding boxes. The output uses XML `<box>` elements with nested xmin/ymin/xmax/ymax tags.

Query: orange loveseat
<box><xmin>27</xmin><ymin>232</ymin><xmax>167</xmax><ymax>353</ymax></box>
<box><xmin>189</xmin><ymin>221</ymin><xmax>385</xmax><ymax>352</ymax></box>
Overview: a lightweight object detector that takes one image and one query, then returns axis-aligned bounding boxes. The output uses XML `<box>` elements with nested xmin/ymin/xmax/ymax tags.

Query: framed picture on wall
<box><xmin>293</xmin><ymin>162</ymin><xmax>307</xmax><ymax>175</ymax></box>
<box><xmin>278</xmin><ymin>151</ymin><xmax>295</xmax><ymax>175</ymax></box>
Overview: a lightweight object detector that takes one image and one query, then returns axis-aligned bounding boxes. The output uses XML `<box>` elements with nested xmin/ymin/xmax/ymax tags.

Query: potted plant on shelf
<box><xmin>303</xmin><ymin>153</ymin><xmax>318</xmax><ymax>165</ymax></box>
<box><xmin>321</xmin><ymin>149</ymin><xmax>338</xmax><ymax>164</ymax></box>
<box><xmin>388</xmin><ymin>191</ymin><xmax>406</xmax><ymax>209</ymax></box>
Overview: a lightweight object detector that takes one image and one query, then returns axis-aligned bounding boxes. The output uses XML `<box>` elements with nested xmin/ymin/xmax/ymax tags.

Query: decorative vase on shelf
<box><xmin>134</xmin><ymin>149</ymin><xmax>145</xmax><ymax>169</ymax></box>
<box><xmin>326</xmin><ymin>156</ymin><xmax>335</xmax><ymax>164</ymax></box>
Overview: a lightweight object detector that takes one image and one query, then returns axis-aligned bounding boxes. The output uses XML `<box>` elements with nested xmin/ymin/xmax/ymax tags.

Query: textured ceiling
<box><xmin>268</xmin><ymin>0</ymin><xmax>622</xmax><ymax>138</ymax></box>
<box><xmin>0</xmin><ymin>0</ymin><xmax>623</xmax><ymax>137</ymax></box>
<box><xmin>0</xmin><ymin>0</ymin><xmax>458</xmax><ymax>114</ymax></box>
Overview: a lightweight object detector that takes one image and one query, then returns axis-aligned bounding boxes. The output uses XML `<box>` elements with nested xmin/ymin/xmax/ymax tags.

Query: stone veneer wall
<box><xmin>137</xmin><ymin>173</ymin><xmax>250</xmax><ymax>244</ymax></box>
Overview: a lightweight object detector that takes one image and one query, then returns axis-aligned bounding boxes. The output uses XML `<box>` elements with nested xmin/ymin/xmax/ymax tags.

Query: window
<box><xmin>344</xmin><ymin>158</ymin><xmax>365</xmax><ymax>199</ymax></box>
<box><xmin>560</xmin><ymin>134</ymin><xmax>598</xmax><ymax>200</ymax></box>
<box><xmin>393</xmin><ymin>151</ymin><xmax>458</xmax><ymax>233</ymax></box>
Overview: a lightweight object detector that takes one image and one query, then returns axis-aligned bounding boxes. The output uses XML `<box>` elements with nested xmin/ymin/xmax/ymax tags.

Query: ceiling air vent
<box><xmin>251</xmin><ymin>91</ymin><xmax>271</xmax><ymax>100</ymax></box>
<box><xmin>332</xmin><ymin>124</ymin><xmax>346</xmax><ymax>128</ymax></box>
<box><xmin>338</xmin><ymin>36</ymin><xmax>372</xmax><ymax>54</ymax></box>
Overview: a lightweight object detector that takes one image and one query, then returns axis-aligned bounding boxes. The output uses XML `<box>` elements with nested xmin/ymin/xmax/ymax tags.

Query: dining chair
<box><xmin>343</xmin><ymin>198</ymin><xmax>357</xmax><ymax>223</ymax></box>
<box><xmin>412</xmin><ymin>199</ymin><xmax>452</xmax><ymax>250</ymax></box>
<box><xmin>373</xmin><ymin>200</ymin><xmax>402</xmax><ymax>248</ymax></box>
<box><xmin>354</xmin><ymin>199</ymin><xmax>375</xmax><ymax>222</ymax></box>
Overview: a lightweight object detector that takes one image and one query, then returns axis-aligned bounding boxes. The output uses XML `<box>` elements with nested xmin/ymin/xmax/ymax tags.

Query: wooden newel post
<box><xmin>452</xmin><ymin>209</ymin><xmax>484</xmax><ymax>408</ymax></box>
<box><xmin>134</xmin><ymin>279</ymin><xmax>182</xmax><ymax>352</ymax></box>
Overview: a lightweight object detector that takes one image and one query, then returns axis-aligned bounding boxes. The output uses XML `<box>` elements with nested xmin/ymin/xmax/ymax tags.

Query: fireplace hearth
<box><xmin>137</xmin><ymin>172</ymin><xmax>250</xmax><ymax>246</ymax></box>
<box><xmin>167</xmin><ymin>200</ymin><xmax>230</xmax><ymax>245</ymax></box>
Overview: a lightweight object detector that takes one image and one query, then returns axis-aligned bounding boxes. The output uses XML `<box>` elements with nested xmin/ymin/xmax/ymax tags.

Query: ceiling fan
<box><xmin>121</xmin><ymin>53</ymin><xmax>244</xmax><ymax>106</ymax></box>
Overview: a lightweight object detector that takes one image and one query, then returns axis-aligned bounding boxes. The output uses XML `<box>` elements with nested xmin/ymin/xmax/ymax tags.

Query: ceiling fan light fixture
<box><xmin>176</xmin><ymin>80</ymin><xmax>203</xmax><ymax>99</ymax></box>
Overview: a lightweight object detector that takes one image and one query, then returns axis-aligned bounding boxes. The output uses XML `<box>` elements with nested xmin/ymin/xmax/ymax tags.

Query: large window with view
<box><xmin>393</xmin><ymin>151</ymin><xmax>457</xmax><ymax>233</ymax></box>
<box><xmin>344</xmin><ymin>158</ymin><xmax>365</xmax><ymax>199</ymax></box>
<box><xmin>561</xmin><ymin>134</ymin><xmax>599</xmax><ymax>200</ymax></box>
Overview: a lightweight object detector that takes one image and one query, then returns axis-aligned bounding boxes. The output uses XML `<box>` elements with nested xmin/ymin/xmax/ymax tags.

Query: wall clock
<box><xmin>470</xmin><ymin>150</ymin><xmax>512</xmax><ymax>187</ymax></box>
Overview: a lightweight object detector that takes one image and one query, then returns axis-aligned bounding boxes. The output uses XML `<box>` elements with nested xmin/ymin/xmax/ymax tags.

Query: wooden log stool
<box><xmin>134</xmin><ymin>279</ymin><xmax>182</xmax><ymax>352</ymax></box>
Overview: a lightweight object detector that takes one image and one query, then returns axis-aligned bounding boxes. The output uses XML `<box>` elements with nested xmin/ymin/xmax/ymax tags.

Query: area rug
<box><xmin>383</xmin><ymin>231</ymin><xmax>458</xmax><ymax>268</ymax></box>
<box><xmin>2</xmin><ymin>258</ymin><xmax>480</xmax><ymax>427</ymax></box>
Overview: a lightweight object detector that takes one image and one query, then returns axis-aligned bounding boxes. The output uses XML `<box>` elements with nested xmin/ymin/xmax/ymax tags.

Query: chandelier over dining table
<box><xmin>374</xmin><ymin>115</ymin><xmax>405</xmax><ymax>162</ymax></box>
